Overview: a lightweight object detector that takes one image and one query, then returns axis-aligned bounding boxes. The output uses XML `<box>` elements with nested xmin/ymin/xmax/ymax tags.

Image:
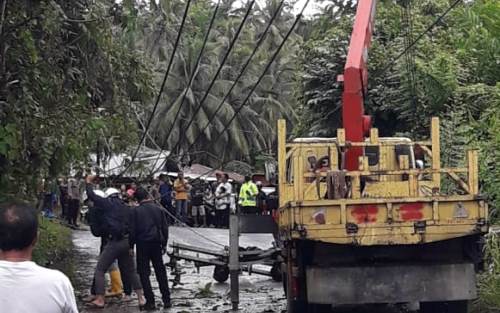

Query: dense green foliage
<box><xmin>477</xmin><ymin>233</ymin><xmax>500</xmax><ymax>310</ymax></box>
<box><xmin>0</xmin><ymin>0</ymin><xmax>153</xmax><ymax>198</ymax></box>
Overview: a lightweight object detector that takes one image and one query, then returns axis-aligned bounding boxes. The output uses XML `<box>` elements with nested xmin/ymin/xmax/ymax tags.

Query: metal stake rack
<box><xmin>167</xmin><ymin>213</ymin><xmax>282</xmax><ymax>310</ymax></box>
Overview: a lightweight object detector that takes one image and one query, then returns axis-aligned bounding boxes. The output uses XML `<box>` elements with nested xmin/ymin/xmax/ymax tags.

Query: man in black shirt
<box><xmin>84</xmin><ymin>175</ymin><xmax>144</xmax><ymax>309</ymax></box>
<box><xmin>130</xmin><ymin>187</ymin><xmax>171</xmax><ymax>310</ymax></box>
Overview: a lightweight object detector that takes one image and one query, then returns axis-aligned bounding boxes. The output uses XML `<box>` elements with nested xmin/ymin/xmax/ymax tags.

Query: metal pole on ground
<box><xmin>229</xmin><ymin>210</ymin><xmax>239</xmax><ymax>310</ymax></box>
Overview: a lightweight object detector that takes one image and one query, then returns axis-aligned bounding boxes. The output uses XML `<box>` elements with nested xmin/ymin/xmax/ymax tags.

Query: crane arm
<box><xmin>339</xmin><ymin>0</ymin><xmax>376</xmax><ymax>170</ymax></box>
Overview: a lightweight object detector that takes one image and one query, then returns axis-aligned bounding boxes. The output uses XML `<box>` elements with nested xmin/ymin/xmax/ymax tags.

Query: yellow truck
<box><xmin>277</xmin><ymin>118</ymin><xmax>488</xmax><ymax>312</ymax></box>
<box><xmin>278</xmin><ymin>0</ymin><xmax>488</xmax><ymax>313</ymax></box>
<box><xmin>276</xmin><ymin>0</ymin><xmax>488</xmax><ymax>311</ymax></box>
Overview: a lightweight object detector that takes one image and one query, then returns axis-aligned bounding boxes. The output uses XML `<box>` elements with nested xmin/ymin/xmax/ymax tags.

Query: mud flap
<box><xmin>306</xmin><ymin>263</ymin><xmax>477</xmax><ymax>305</ymax></box>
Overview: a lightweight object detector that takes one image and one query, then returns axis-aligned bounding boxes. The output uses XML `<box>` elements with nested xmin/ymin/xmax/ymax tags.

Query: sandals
<box><xmin>81</xmin><ymin>295</ymin><xmax>96</xmax><ymax>303</ymax></box>
<box><xmin>84</xmin><ymin>301</ymin><xmax>105</xmax><ymax>309</ymax></box>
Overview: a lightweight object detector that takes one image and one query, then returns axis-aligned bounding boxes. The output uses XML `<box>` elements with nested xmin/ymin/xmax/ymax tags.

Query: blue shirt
<box><xmin>159</xmin><ymin>184</ymin><xmax>172</xmax><ymax>202</ymax></box>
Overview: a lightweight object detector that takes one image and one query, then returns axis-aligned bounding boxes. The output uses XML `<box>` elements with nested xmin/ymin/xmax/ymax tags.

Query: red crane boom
<box><xmin>339</xmin><ymin>0</ymin><xmax>376</xmax><ymax>170</ymax></box>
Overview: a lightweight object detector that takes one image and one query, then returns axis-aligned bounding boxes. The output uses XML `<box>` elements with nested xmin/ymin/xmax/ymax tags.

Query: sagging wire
<box><xmin>148</xmin><ymin>0</ymin><xmax>258</xmax><ymax>177</ymax></box>
<box><xmin>163</xmin><ymin>0</ymin><xmax>258</xmax><ymax>162</ymax></box>
<box><xmin>150</xmin><ymin>0</ymin><xmax>224</xmax><ymax>177</ymax></box>
<box><xmin>196</xmin><ymin>0</ymin><xmax>311</xmax><ymax>164</ymax></box>
<box><xmin>180</xmin><ymin>0</ymin><xmax>288</xmax><ymax>162</ymax></box>
<box><xmin>114</xmin><ymin>0</ymin><xmax>194</xmax><ymax>179</ymax></box>
<box><xmin>400</xmin><ymin>0</ymin><xmax>419</xmax><ymax>122</ymax></box>
<box><xmin>152</xmin><ymin>0</ymin><xmax>287</xmax><ymax>175</ymax></box>
<box><xmin>377</xmin><ymin>0</ymin><xmax>463</xmax><ymax>77</ymax></box>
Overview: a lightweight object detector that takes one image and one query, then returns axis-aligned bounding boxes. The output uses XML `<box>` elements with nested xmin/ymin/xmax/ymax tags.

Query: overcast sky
<box><xmin>131</xmin><ymin>0</ymin><xmax>328</xmax><ymax>16</ymax></box>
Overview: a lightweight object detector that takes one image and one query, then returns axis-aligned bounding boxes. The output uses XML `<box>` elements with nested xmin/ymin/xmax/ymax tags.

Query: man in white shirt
<box><xmin>215</xmin><ymin>173</ymin><xmax>232</xmax><ymax>228</ymax></box>
<box><xmin>0</xmin><ymin>201</ymin><xmax>78</xmax><ymax>313</ymax></box>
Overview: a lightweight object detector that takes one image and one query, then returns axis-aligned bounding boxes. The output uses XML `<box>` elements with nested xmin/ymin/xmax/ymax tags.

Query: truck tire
<box><xmin>271</xmin><ymin>262</ymin><xmax>282</xmax><ymax>282</ymax></box>
<box><xmin>285</xmin><ymin>268</ymin><xmax>308</xmax><ymax>313</ymax></box>
<box><xmin>282</xmin><ymin>270</ymin><xmax>287</xmax><ymax>295</ymax></box>
<box><xmin>285</xmin><ymin>271</ymin><xmax>329</xmax><ymax>313</ymax></box>
<box><xmin>213</xmin><ymin>265</ymin><xmax>229</xmax><ymax>283</ymax></box>
<box><xmin>420</xmin><ymin>300</ymin><xmax>470</xmax><ymax>313</ymax></box>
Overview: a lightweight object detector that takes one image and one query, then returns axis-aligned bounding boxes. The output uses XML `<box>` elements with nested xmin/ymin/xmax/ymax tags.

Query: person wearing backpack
<box><xmin>85</xmin><ymin>189</ymin><xmax>124</xmax><ymax>301</ymax></box>
<box><xmin>129</xmin><ymin>187</ymin><xmax>171</xmax><ymax>311</ymax></box>
<box><xmin>85</xmin><ymin>175</ymin><xmax>145</xmax><ymax>309</ymax></box>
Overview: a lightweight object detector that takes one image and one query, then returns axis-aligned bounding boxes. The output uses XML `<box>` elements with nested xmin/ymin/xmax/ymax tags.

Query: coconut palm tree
<box><xmin>131</xmin><ymin>0</ymin><xmax>300</xmax><ymax>166</ymax></box>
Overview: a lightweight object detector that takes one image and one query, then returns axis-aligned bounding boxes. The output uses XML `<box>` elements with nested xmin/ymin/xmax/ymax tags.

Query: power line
<box><xmin>158</xmin><ymin>0</ymin><xmax>304</xmax><ymax>174</ymax></box>
<box><xmin>147</xmin><ymin>190</ymin><xmax>227</xmax><ymax>247</ymax></box>
<box><xmin>114</xmin><ymin>0</ymin><xmax>194</xmax><ymax>179</ymax></box>
<box><xmin>405</xmin><ymin>0</ymin><xmax>421</xmax><ymax>129</ymax></box>
<box><xmin>105</xmin><ymin>4</ymin><xmax>463</xmax><ymax>251</ymax></box>
<box><xmin>147</xmin><ymin>0</ymin><xmax>222</xmax><ymax>176</ymax></box>
<box><xmin>166</xmin><ymin>0</ymin><xmax>258</xmax><ymax>157</ymax></box>
<box><xmin>377</xmin><ymin>0</ymin><xmax>462</xmax><ymax>77</ymax></box>
<box><xmin>400</xmin><ymin>0</ymin><xmax>418</xmax><ymax>104</ymax></box>
<box><xmin>161</xmin><ymin>202</ymin><xmax>225</xmax><ymax>247</ymax></box>
<box><xmin>196</xmin><ymin>0</ymin><xmax>310</xmax><ymax>161</ymax></box>
<box><xmin>173</xmin><ymin>0</ymin><xmax>287</xmax><ymax>165</ymax></box>
<box><xmin>126</xmin><ymin>0</ymin><xmax>462</xmax><ymax>180</ymax></box>
<box><xmin>149</xmin><ymin>0</ymin><xmax>287</xmax><ymax>176</ymax></box>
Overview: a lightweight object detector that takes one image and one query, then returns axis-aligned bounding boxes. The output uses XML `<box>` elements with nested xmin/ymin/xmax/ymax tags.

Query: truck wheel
<box><xmin>420</xmin><ymin>300</ymin><xmax>470</xmax><ymax>313</ymax></box>
<box><xmin>213</xmin><ymin>265</ymin><xmax>229</xmax><ymax>283</ymax></box>
<box><xmin>282</xmin><ymin>270</ymin><xmax>288</xmax><ymax>296</ymax></box>
<box><xmin>271</xmin><ymin>263</ymin><xmax>282</xmax><ymax>282</ymax></box>
<box><xmin>285</xmin><ymin>270</ymin><xmax>307</xmax><ymax>312</ymax></box>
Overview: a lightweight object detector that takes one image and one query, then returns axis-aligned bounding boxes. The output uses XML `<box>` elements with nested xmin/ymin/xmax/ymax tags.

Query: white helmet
<box><xmin>105</xmin><ymin>188</ymin><xmax>120</xmax><ymax>197</ymax></box>
<box><xmin>93</xmin><ymin>189</ymin><xmax>107</xmax><ymax>198</ymax></box>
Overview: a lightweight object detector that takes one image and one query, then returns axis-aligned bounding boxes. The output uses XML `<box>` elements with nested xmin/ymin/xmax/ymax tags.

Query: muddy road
<box><xmin>72</xmin><ymin>227</ymin><xmax>405</xmax><ymax>313</ymax></box>
<box><xmin>73</xmin><ymin>227</ymin><xmax>285</xmax><ymax>313</ymax></box>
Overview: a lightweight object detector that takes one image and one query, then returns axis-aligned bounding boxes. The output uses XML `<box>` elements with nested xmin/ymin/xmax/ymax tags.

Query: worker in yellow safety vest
<box><xmin>239</xmin><ymin>176</ymin><xmax>259</xmax><ymax>215</ymax></box>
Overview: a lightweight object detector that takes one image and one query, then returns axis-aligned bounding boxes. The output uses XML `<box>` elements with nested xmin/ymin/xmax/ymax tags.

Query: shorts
<box><xmin>192</xmin><ymin>205</ymin><xmax>205</xmax><ymax>216</ymax></box>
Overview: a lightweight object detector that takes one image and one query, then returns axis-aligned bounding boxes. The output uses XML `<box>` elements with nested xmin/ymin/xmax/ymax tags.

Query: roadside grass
<box><xmin>32</xmin><ymin>217</ymin><xmax>72</xmax><ymax>270</ymax></box>
<box><xmin>475</xmin><ymin>231</ymin><xmax>500</xmax><ymax>313</ymax></box>
<box><xmin>195</xmin><ymin>282</ymin><xmax>215</xmax><ymax>298</ymax></box>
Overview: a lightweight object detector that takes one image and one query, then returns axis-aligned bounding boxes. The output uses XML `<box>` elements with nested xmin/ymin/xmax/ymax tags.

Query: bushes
<box><xmin>32</xmin><ymin>217</ymin><xmax>72</xmax><ymax>269</ymax></box>
<box><xmin>476</xmin><ymin>232</ymin><xmax>500</xmax><ymax>312</ymax></box>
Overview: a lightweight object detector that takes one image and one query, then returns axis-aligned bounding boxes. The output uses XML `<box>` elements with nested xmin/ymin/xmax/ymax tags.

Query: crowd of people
<box><xmin>38</xmin><ymin>171</ymin><xmax>276</xmax><ymax>230</ymax></box>
<box><xmin>124</xmin><ymin>172</ymin><xmax>275</xmax><ymax>229</ymax></box>
<box><xmin>79</xmin><ymin>172</ymin><xmax>277</xmax><ymax>311</ymax></box>
<box><xmin>37</xmin><ymin>175</ymin><xmax>85</xmax><ymax>227</ymax></box>
<box><xmin>1</xmin><ymin>171</ymin><xmax>278</xmax><ymax>312</ymax></box>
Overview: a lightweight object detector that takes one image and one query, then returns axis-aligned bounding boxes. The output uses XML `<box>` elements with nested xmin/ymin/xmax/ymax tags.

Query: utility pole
<box><xmin>229</xmin><ymin>209</ymin><xmax>239</xmax><ymax>311</ymax></box>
